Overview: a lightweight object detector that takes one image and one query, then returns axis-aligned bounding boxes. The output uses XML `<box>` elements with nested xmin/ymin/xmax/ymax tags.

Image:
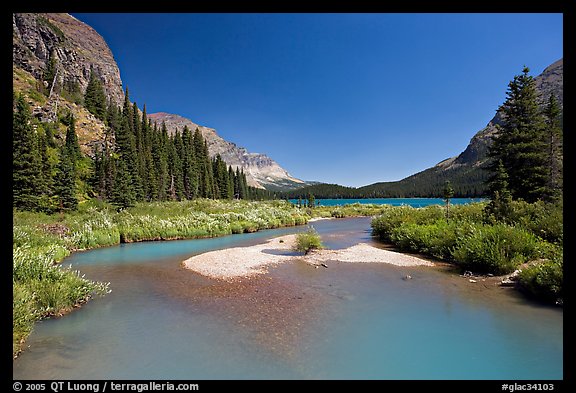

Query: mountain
<box><xmin>13</xmin><ymin>13</ymin><xmax>125</xmax><ymax>109</ymax></box>
<box><xmin>285</xmin><ymin>59</ymin><xmax>563</xmax><ymax>199</ymax></box>
<box><xmin>363</xmin><ymin>59</ymin><xmax>563</xmax><ymax>197</ymax></box>
<box><xmin>13</xmin><ymin>13</ymin><xmax>307</xmax><ymax>191</ymax></box>
<box><xmin>147</xmin><ymin>112</ymin><xmax>306</xmax><ymax>190</ymax></box>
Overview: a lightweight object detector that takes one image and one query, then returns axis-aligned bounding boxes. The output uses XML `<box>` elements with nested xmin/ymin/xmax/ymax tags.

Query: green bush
<box><xmin>518</xmin><ymin>250</ymin><xmax>563</xmax><ymax>303</ymax></box>
<box><xmin>451</xmin><ymin>224</ymin><xmax>541</xmax><ymax>274</ymax></box>
<box><xmin>294</xmin><ymin>227</ymin><xmax>324</xmax><ymax>255</ymax></box>
<box><xmin>390</xmin><ymin>220</ymin><xmax>471</xmax><ymax>260</ymax></box>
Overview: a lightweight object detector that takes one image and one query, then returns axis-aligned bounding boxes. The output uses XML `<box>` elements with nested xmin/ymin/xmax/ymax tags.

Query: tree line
<box><xmin>13</xmin><ymin>71</ymin><xmax>264</xmax><ymax>213</ymax></box>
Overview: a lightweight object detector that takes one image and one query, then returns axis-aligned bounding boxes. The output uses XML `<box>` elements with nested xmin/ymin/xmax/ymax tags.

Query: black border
<box><xmin>8</xmin><ymin>1</ymin><xmax>572</xmax><ymax>389</ymax></box>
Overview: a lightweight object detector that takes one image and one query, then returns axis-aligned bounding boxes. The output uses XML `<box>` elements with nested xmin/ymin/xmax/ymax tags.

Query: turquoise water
<box><xmin>13</xmin><ymin>218</ymin><xmax>562</xmax><ymax>380</ymax></box>
<box><xmin>289</xmin><ymin>198</ymin><xmax>485</xmax><ymax>207</ymax></box>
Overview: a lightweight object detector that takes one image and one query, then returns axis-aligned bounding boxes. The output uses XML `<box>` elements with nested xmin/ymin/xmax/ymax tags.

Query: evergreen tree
<box><xmin>487</xmin><ymin>67</ymin><xmax>547</xmax><ymax>202</ymax></box>
<box><xmin>181</xmin><ymin>126</ymin><xmax>198</xmax><ymax>199</ymax></box>
<box><xmin>111</xmin><ymin>158</ymin><xmax>135</xmax><ymax>211</ymax></box>
<box><xmin>542</xmin><ymin>94</ymin><xmax>563</xmax><ymax>202</ymax></box>
<box><xmin>203</xmin><ymin>140</ymin><xmax>215</xmax><ymax>198</ymax></box>
<box><xmin>43</xmin><ymin>50</ymin><xmax>57</xmax><ymax>94</ymax></box>
<box><xmin>442</xmin><ymin>180</ymin><xmax>454</xmax><ymax>221</ymax></box>
<box><xmin>227</xmin><ymin>166</ymin><xmax>235</xmax><ymax>199</ymax></box>
<box><xmin>485</xmin><ymin>160</ymin><xmax>513</xmax><ymax>222</ymax></box>
<box><xmin>84</xmin><ymin>69</ymin><xmax>107</xmax><ymax>120</ymax></box>
<box><xmin>64</xmin><ymin>113</ymin><xmax>82</xmax><ymax>162</ymax></box>
<box><xmin>239</xmin><ymin>169</ymin><xmax>249</xmax><ymax>199</ymax></box>
<box><xmin>55</xmin><ymin>147</ymin><xmax>78</xmax><ymax>211</ymax></box>
<box><xmin>168</xmin><ymin>130</ymin><xmax>184</xmax><ymax>200</ymax></box>
<box><xmin>307</xmin><ymin>193</ymin><xmax>315</xmax><ymax>208</ymax></box>
<box><xmin>233</xmin><ymin>167</ymin><xmax>242</xmax><ymax>199</ymax></box>
<box><xmin>151</xmin><ymin>122</ymin><xmax>169</xmax><ymax>200</ymax></box>
<box><xmin>13</xmin><ymin>93</ymin><xmax>43</xmax><ymax>211</ymax></box>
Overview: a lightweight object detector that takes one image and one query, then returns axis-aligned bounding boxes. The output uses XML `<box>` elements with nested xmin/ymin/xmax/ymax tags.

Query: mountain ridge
<box><xmin>146</xmin><ymin>112</ymin><xmax>306</xmax><ymax>190</ymax></box>
<box><xmin>283</xmin><ymin>58</ymin><xmax>563</xmax><ymax>198</ymax></box>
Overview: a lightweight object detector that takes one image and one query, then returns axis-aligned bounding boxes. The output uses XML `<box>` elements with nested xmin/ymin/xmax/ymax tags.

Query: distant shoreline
<box><xmin>182</xmin><ymin>234</ymin><xmax>434</xmax><ymax>281</ymax></box>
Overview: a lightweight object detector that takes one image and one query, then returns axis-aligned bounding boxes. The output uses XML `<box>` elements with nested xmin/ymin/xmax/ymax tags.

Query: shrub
<box><xmin>390</xmin><ymin>220</ymin><xmax>471</xmax><ymax>260</ymax></box>
<box><xmin>371</xmin><ymin>206</ymin><xmax>416</xmax><ymax>241</ymax></box>
<box><xmin>518</xmin><ymin>250</ymin><xmax>563</xmax><ymax>303</ymax></box>
<box><xmin>294</xmin><ymin>227</ymin><xmax>324</xmax><ymax>255</ymax></box>
<box><xmin>451</xmin><ymin>224</ymin><xmax>541</xmax><ymax>274</ymax></box>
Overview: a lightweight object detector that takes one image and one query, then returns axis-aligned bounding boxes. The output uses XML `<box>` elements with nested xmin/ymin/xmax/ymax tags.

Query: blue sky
<box><xmin>72</xmin><ymin>13</ymin><xmax>563</xmax><ymax>187</ymax></box>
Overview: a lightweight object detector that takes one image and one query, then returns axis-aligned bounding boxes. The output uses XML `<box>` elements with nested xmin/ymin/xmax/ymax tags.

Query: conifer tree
<box><xmin>111</xmin><ymin>158</ymin><xmax>135</xmax><ymax>211</ymax></box>
<box><xmin>43</xmin><ymin>50</ymin><xmax>57</xmax><ymax>94</ymax></box>
<box><xmin>227</xmin><ymin>166</ymin><xmax>235</xmax><ymax>199</ymax></box>
<box><xmin>55</xmin><ymin>147</ymin><xmax>78</xmax><ymax>211</ymax></box>
<box><xmin>84</xmin><ymin>69</ymin><xmax>107</xmax><ymax>120</ymax></box>
<box><xmin>542</xmin><ymin>94</ymin><xmax>563</xmax><ymax>201</ymax></box>
<box><xmin>64</xmin><ymin>113</ymin><xmax>82</xmax><ymax>162</ymax></box>
<box><xmin>442</xmin><ymin>180</ymin><xmax>454</xmax><ymax>221</ymax></box>
<box><xmin>151</xmin><ymin>122</ymin><xmax>169</xmax><ymax>200</ymax></box>
<box><xmin>181</xmin><ymin>126</ymin><xmax>198</xmax><ymax>199</ymax></box>
<box><xmin>168</xmin><ymin>131</ymin><xmax>184</xmax><ymax>200</ymax></box>
<box><xmin>485</xmin><ymin>160</ymin><xmax>513</xmax><ymax>222</ymax></box>
<box><xmin>487</xmin><ymin>66</ymin><xmax>547</xmax><ymax>202</ymax></box>
<box><xmin>13</xmin><ymin>93</ymin><xmax>43</xmax><ymax>211</ymax></box>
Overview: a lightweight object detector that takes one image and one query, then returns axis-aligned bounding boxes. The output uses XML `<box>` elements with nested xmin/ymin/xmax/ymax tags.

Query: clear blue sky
<box><xmin>72</xmin><ymin>13</ymin><xmax>563</xmax><ymax>187</ymax></box>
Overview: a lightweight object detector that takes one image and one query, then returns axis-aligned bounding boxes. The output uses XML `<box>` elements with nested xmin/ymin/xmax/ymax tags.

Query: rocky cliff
<box><xmin>147</xmin><ymin>112</ymin><xmax>305</xmax><ymax>190</ymax></box>
<box><xmin>13</xmin><ymin>13</ymin><xmax>124</xmax><ymax>107</ymax></box>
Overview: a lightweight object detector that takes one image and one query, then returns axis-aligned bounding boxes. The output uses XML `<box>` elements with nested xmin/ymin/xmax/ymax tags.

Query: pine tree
<box><xmin>151</xmin><ymin>122</ymin><xmax>169</xmax><ymax>200</ymax></box>
<box><xmin>485</xmin><ymin>160</ymin><xmax>513</xmax><ymax>222</ymax></box>
<box><xmin>487</xmin><ymin>66</ymin><xmax>547</xmax><ymax>202</ymax></box>
<box><xmin>239</xmin><ymin>169</ymin><xmax>249</xmax><ymax>199</ymax></box>
<box><xmin>84</xmin><ymin>69</ymin><xmax>107</xmax><ymax>120</ymax></box>
<box><xmin>55</xmin><ymin>147</ymin><xmax>78</xmax><ymax>211</ymax></box>
<box><xmin>64</xmin><ymin>113</ymin><xmax>82</xmax><ymax>162</ymax></box>
<box><xmin>442</xmin><ymin>180</ymin><xmax>454</xmax><ymax>221</ymax></box>
<box><xmin>181</xmin><ymin>126</ymin><xmax>198</xmax><ymax>199</ymax></box>
<box><xmin>43</xmin><ymin>50</ymin><xmax>57</xmax><ymax>94</ymax></box>
<box><xmin>168</xmin><ymin>130</ymin><xmax>184</xmax><ymax>200</ymax></box>
<box><xmin>13</xmin><ymin>93</ymin><xmax>43</xmax><ymax>211</ymax></box>
<box><xmin>542</xmin><ymin>94</ymin><xmax>563</xmax><ymax>202</ymax></box>
<box><xmin>111</xmin><ymin>158</ymin><xmax>135</xmax><ymax>211</ymax></box>
<box><xmin>227</xmin><ymin>166</ymin><xmax>235</xmax><ymax>199</ymax></box>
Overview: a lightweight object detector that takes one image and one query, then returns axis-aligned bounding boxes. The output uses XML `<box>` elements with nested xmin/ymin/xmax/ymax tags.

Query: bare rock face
<box><xmin>13</xmin><ymin>13</ymin><xmax>124</xmax><ymax>107</ymax></box>
<box><xmin>148</xmin><ymin>112</ymin><xmax>304</xmax><ymax>190</ymax></box>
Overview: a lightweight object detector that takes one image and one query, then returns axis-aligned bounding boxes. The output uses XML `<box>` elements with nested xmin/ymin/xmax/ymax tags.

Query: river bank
<box><xmin>14</xmin><ymin>216</ymin><xmax>563</xmax><ymax>379</ymax></box>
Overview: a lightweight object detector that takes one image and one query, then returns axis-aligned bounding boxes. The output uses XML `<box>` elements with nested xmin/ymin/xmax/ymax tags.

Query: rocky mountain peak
<box><xmin>147</xmin><ymin>112</ymin><xmax>305</xmax><ymax>190</ymax></box>
<box><xmin>13</xmin><ymin>13</ymin><xmax>124</xmax><ymax>107</ymax></box>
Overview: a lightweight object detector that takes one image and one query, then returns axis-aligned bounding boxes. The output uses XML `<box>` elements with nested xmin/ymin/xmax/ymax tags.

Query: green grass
<box><xmin>294</xmin><ymin>227</ymin><xmax>324</xmax><ymax>255</ymax></box>
<box><xmin>13</xmin><ymin>198</ymin><xmax>309</xmax><ymax>357</ymax></box>
<box><xmin>371</xmin><ymin>201</ymin><xmax>563</xmax><ymax>303</ymax></box>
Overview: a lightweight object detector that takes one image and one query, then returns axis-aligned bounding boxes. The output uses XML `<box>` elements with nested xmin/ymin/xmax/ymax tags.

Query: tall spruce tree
<box><xmin>151</xmin><ymin>122</ymin><xmax>169</xmax><ymax>200</ymax></box>
<box><xmin>64</xmin><ymin>113</ymin><xmax>82</xmax><ymax>162</ymax></box>
<box><xmin>55</xmin><ymin>147</ymin><xmax>78</xmax><ymax>211</ymax></box>
<box><xmin>168</xmin><ymin>130</ymin><xmax>184</xmax><ymax>200</ymax></box>
<box><xmin>111</xmin><ymin>157</ymin><xmax>135</xmax><ymax>211</ymax></box>
<box><xmin>43</xmin><ymin>50</ymin><xmax>58</xmax><ymax>94</ymax></box>
<box><xmin>13</xmin><ymin>93</ymin><xmax>43</xmax><ymax>211</ymax></box>
<box><xmin>181</xmin><ymin>126</ymin><xmax>198</xmax><ymax>199</ymax></box>
<box><xmin>84</xmin><ymin>69</ymin><xmax>107</xmax><ymax>121</ymax></box>
<box><xmin>485</xmin><ymin>160</ymin><xmax>513</xmax><ymax>222</ymax></box>
<box><xmin>542</xmin><ymin>94</ymin><xmax>563</xmax><ymax>202</ymax></box>
<box><xmin>487</xmin><ymin>66</ymin><xmax>547</xmax><ymax>202</ymax></box>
